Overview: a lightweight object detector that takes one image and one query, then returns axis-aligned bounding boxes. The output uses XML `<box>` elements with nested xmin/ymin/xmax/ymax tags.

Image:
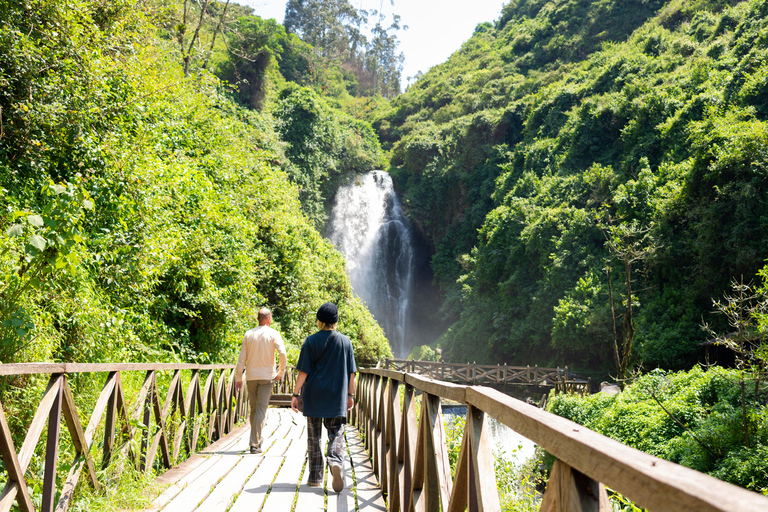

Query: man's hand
<box><xmin>347</xmin><ymin>396</ymin><xmax>354</xmax><ymax>411</ymax></box>
<box><xmin>275</xmin><ymin>371</ymin><xmax>284</xmax><ymax>382</ymax></box>
<box><xmin>291</xmin><ymin>395</ymin><xmax>299</xmax><ymax>413</ymax></box>
<box><xmin>235</xmin><ymin>381</ymin><xmax>242</xmax><ymax>392</ymax></box>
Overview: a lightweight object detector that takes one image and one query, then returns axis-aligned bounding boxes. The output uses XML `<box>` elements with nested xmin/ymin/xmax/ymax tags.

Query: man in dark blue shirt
<box><xmin>291</xmin><ymin>302</ymin><xmax>357</xmax><ymax>492</ymax></box>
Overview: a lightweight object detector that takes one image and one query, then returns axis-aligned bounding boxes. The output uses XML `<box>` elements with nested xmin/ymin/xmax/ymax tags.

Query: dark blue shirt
<box><xmin>296</xmin><ymin>330</ymin><xmax>357</xmax><ymax>418</ymax></box>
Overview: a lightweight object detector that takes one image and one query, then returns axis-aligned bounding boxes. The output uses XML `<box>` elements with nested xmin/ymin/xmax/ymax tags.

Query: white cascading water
<box><xmin>329</xmin><ymin>171</ymin><xmax>414</xmax><ymax>358</ymax></box>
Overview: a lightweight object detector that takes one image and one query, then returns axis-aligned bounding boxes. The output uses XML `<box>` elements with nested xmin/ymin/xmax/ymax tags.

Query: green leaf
<box><xmin>15</xmin><ymin>328</ymin><xmax>28</xmax><ymax>338</ymax></box>
<box><xmin>52</xmin><ymin>184</ymin><xmax>66</xmax><ymax>194</ymax></box>
<box><xmin>28</xmin><ymin>235</ymin><xmax>47</xmax><ymax>251</ymax></box>
<box><xmin>82</xmin><ymin>199</ymin><xmax>94</xmax><ymax>209</ymax></box>
<box><xmin>6</xmin><ymin>224</ymin><xmax>23</xmax><ymax>237</ymax></box>
<box><xmin>27</xmin><ymin>215</ymin><xmax>44</xmax><ymax>227</ymax></box>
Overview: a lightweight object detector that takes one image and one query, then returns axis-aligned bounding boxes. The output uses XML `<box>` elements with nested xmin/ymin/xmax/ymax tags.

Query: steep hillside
<box><xmin>376</xmin><ymin>0</ymin><xmax>768</xmax><ymax>371</ymax></box>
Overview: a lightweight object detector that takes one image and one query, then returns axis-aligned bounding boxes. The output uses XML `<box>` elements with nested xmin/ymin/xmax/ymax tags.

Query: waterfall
<box><xmin>329</xmin><ymin>171</ymin><xmax>414</xmax><ymax>358</ymax></box>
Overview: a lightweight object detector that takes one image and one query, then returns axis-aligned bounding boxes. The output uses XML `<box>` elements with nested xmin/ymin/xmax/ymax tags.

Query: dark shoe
<box><xmin>250</xmin><ymin>446</ymin><xmax>262</xmax><ymax>454</ymax></box>
<box><xmin>307</xmin><ymin>481</ymin><xmax>322</xmax><ymax>487</ymax></box>
<box><xmin>330</xmin><ymin>465</ymin><xmax>344</xmax><ymax>493</ymax></box>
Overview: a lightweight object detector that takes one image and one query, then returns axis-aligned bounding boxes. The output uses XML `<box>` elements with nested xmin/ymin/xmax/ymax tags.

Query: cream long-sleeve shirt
<box><xmin>234</xmin><ymin>325</ymin><xmax>287</xmax><ymax>382</ymax></box>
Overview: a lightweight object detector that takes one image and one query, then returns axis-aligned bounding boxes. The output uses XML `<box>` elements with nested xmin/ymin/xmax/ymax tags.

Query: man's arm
<box><xmin>274</xmin><ymin>334</ymin><xmax>287</xmax><ymax>381</ymax></box>
<box><xmin>275</xmin><ymin>351</ymin><xmax>287</xmax><ymax>381</ymax></box>
<box><xmin>234</xmin><ymin>337</ymin><xmax>247</xmax><ymax>391</ymax></box>
<box><xmin>347</xmin><ymin>372</ymin><xmax>356</xmax><ymax>411</ymax></box>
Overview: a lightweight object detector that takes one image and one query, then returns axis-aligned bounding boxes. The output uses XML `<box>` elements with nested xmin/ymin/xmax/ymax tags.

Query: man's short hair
<box><xmin>258</xmin><ymin>308</ymin><xmax>272</xmax><ymax>323</ymax></box>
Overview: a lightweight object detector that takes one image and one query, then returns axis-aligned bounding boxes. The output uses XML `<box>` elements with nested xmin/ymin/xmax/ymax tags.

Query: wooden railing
<box><xmin>0</xmin><ymin>363</ymin><xmax>256</xmax><ymax>512</ymax></box>
<box><xmin>553</xmin><ymin>377</ymin><xmax>592</xmax><ymax>396</ymax></box>
<box><xmin>353</xmin><ymin>368</ymin><xmax>768</xmax><ymax>512</ymax></box>
<box><xmin>382</xmin><ymin>358</ymin><xmax>573</xmax><ymax>387</ymax></box>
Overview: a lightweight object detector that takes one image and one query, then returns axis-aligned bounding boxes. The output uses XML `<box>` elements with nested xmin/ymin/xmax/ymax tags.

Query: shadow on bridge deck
<box><xmin>140</xmin><ymin>409</ymin><xmax>384</xmax><ymax>512</ymax></box>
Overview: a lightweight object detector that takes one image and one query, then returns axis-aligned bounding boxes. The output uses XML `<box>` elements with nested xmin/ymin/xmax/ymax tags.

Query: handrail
<box><xmin>0</xmin><ymin>363</ymin><xmax>254</xmax><ymax>512</ymax></box>
<box><xmin>353</xmin><ymin>368</ymin><xmax>768</xmax><ymax>512</ymax></box>
<box><xmin>382</xmin><ymin>358</ymin><xmax>574</xmax><ymax>387</ymax></box>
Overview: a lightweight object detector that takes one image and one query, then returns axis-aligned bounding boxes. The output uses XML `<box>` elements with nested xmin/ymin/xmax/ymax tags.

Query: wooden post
<box><xmin>387</xmin><ymin>379</ymin><xmax>401</xmax><ymax>509</ymax></box>
<box><xmin>103</xmin><ymin>372</ymin><xmax>118</xmax><ymax>469</ymax></box>
<box><xmin>412</xmin><ymin>393</ymin><xmax>452</xmax><ymax>512</ymax></box>
<box><xmin>399</xmin><ymin>383</ymin><xmax>417</xmax><ymax>511</ymax></box>
<box><xmin>378</xmin><ymin>376</ymin><xmax>389</xmax><ymax>497</ymax></box>
<box><xmin>540</xmin><ymin>459</ymin><xmax>610</xmax><ymax>512</ymax></box>
<box><xmin>41</xmin><ymin>375</ymin><xmax>64</xmax><ymax>512</ymax></box>
<box><xmin>0</xmin><ymin>398</ymin><xmax>34</xmax><ymax>512</ymax></box>
<box><xmin>503</xmin><ymin>363</ymin><xmax>507</xmax><ymax>389</ymax></box>
<box><xmin>139</xmin><ymin>371</ymin><xmax>153</xmax><ymax>472</ymax></box>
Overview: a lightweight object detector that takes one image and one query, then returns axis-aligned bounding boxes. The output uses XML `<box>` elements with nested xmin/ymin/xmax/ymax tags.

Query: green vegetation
<box><xmin>272</xmin><ymin>84</ymin><xmax>386</xmax><ymax>228</ymax></box>
<box><xmin>0</xmin><ymin>0</ymin><xmax>390</xmax><ymax>367</ymax></box>
<box><xmin>548</xmin><ymin>367</ymin><xmax>768</xmax><ymax>493</ymax></box>
<box><xmin>374</xmin><ymin>0</ymin><xmax>768</xmax><ymax>374</ymax></box>
<box><xmin>0</xmin><ymin>0</ymin><xmax>392</xmax><ymax>507</ymax></box>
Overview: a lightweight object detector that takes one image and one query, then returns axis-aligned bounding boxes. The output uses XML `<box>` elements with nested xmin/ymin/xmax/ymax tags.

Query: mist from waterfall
<box><xmin>328</xmin><ymin>171</ymin><xmax>414</xmax><ymax>358</ymax></box>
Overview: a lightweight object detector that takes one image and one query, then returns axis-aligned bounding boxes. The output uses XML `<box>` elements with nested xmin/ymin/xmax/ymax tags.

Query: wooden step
<box><xmin>269</xmin><ymin>393</ymin><xmax>292</xmax><ymax>407</ymax></box>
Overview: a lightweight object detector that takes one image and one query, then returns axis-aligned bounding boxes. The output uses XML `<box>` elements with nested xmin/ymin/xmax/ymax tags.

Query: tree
<box><xmin>224</xmin><ymin>17</ymin><xmax>292</xmax><ymax>110</ymax></box>
<box><xmin>283</xmin><ymin>0</ymin><xmax>406</xmax><ymax>97</ymax></box>
<box><xmin>604</xmin><ymin>221</ymin><xmax>655</xmax><ymax>385</ymax></box>
<box><xmin>367</xmin><ymin>11</ymin><xmax>405</xmax><ymax>97</ymax></box>
<box><xmin>702</xmin><ymin>277</ymin><xmax>768</xmax><ymax>449</ymax></box>
<box><xmin>284</xmin><ymin>0</ymin><xmax>366</xmax><ymax>62</ymax></box>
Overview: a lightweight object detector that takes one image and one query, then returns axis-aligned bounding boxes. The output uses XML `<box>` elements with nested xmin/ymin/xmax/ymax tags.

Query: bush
<box><xmin>548</xmin><ymin>367</ymin><xmax>768</xmax><ymax>493</ymax></box>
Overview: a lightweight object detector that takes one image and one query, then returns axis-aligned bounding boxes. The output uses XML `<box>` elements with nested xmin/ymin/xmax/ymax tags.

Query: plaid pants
<box><xmin>306</xmin><ymin>416</ymin><xmax>346</xmax><ymax>484</ymax></box>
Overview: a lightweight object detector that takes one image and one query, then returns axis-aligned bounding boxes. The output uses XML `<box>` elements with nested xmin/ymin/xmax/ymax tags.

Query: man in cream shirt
<box><xmin>234</xmin><ymin>308</ymin><xmax>287</xmax><ymax>454</ymax></box>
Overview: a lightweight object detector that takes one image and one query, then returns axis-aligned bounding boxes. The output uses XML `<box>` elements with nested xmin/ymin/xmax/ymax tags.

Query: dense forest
<box><xmin>374</xmin><ymin>0</ymin><xmax>768</xmax><ymax>376</ymax></box>
<box><xmin>0</xmin><ymin>0</ymin><xmax>394</xmax><ymax>369</ymax></box>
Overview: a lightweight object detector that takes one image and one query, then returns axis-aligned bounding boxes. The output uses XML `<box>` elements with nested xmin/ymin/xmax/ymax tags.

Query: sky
<box><xmin>240</xmin><ymin>0</ymin><xmax>507</xmax><ymax>86</ymax></box>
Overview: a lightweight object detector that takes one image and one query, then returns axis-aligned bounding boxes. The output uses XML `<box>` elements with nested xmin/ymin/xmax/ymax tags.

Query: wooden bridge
<box><xmin>382</xmin><ymin>358</ymin><xmax>591</xmax><ymax>395</ymax></box>
<box><xmin>1</xmin><ymin>363</ymin><xmax>767</xmax><ymax>512</ymax></box>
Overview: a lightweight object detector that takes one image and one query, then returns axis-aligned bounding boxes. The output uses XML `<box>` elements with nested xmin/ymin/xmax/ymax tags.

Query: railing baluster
<box><xmin>202</xmin><ymin>370</ymin><xmax>217</xmax><ymax>445</ymax></box>
<box><xmin>0</xmin><ymin>399</ymin><xmax>34</xmax><ymax>512</ymax></box>
<box><xmin>387</xmin><ymin>378</ymin><xmax>401</xmax><ymax>510</ymax></box>
<box><xmin>57</xmin><ymin>376</ymin><xmax>101</xmax><ymax>511</ymax></box>
<box><xmin>136</xmin><ymin>371</ymin><xmax>153</xmax><ymax>472</ymax></box>
<box><xmin>466</xmin><ymin>405</ymin><xmax>500</xmax><ymax>512</ymax></box>
<box><xmin>399</xmin><ymin>384</ymin><xmax>417</xmax><ymax>512</ymax></box>
<box><xmin>41</xmin><ymin>375</ymin><xmax>64</xmax><ymax>512</ymax></box>
<box><xmin>378</xmin><ymin>375</ymin><xmax>389</xmax><ymax>497</ymax></box>
<box><xmin>102</xmin><ymin>372</ymin><xmax>118</xmax><ymax>469</ymax></box>
<box><xmin>186</xmin><ymin>370</ymin><xmax>200</xmax><ymax>454</ymax></box>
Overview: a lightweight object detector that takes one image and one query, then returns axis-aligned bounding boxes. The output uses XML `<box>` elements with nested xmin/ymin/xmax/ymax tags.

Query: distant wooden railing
<box><xmin>353</xmin><ymin>368</ymin><xmax>768</xmax><ymax>512</ymax></box>
<box><xmin>0</xmin><ymin>362</ymin><xmax>258</xmax><ymax>512</ymax></box>
<box><xmin>554</xmin><ymin>377</ymin><xmax>592</xmax><ymax>396</ymax></box>
<box><xmin>382</xmin><ymin>358</ymin><xmax>572</xmax><ymax>387</ymax></box>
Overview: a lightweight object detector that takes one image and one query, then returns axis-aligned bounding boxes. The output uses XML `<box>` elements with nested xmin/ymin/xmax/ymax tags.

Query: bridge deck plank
<box><xmin>142</xmin><ymin>408</ymin><xmax>384</xmax><ymax>512</ymax></box>
<box><xmin>228</xmin><ymin>454</ymin><xmax>283</xmax><ymax>512</ymax></box>
<box><xmin>261</xmin><ymin>445</ymin><xmax>305</xmax><ymax>511</ymax></box>
<box><xmin>161</xmin><ymin>453</ymin><xmax>242</xmax><ymax>512</ymax></box>
<box><xmin>347</xmin><ymin>426</ymin><xmax>386</xmax><ymax>511</ymax></box>
<box><xmin>196</xmin><ymin>455</ymin><xmax>263</xmax><ymax>512</ymax></box>
<box><xmin>294</xmin><ymin>425</ymin><xmax>325</xmax><ymax>512</ymax></box>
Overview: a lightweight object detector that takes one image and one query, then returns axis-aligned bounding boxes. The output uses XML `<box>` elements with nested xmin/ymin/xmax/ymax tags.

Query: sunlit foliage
<box><xmin>375</xmin><ymin>0</ymin><xmax>768</xmax><ymax>373</ymax></box>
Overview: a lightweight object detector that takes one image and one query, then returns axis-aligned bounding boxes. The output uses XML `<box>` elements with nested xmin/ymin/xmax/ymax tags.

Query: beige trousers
<box><xmin>246</xmin><ymin>379</ymin><xmax>273</xmax><ymax>448</ymax></box>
